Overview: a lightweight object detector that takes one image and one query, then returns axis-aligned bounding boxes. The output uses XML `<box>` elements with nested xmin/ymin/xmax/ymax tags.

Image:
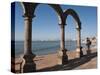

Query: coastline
<box><xmin>14</xmin><ymin>47</ymin><xmax>97</xmax><ymax>72</ymax></box>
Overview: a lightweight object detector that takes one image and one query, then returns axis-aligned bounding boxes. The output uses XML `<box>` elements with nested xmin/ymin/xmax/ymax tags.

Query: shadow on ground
<box><xmin>37</xmin><ymin>52</ymin><xmax>97</xmax><ymax>72</ymax></box>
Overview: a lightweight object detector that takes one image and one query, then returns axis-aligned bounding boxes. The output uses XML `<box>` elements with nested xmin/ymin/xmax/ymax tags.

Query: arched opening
<box><xmin>32</xmin><ymin>4</ymin><xmax>60</xmax><ymax>56</ymax></box>
<box><xmin>65</xmin><ymin>15</ymin><xmax>78</xmax><ymax>59</ymax></box>
<box><xmin>24</xmin><ymin>4</ymin><xmax>63</xmax><ymax>70</ymax></box>
<box><xmin>21</xmin><ymin>2</ymin><xmax>64</xmax><ymax>56</ymax></box>
<box><xmin>64</xmin><ymin>9</ymin><xmax>82</xmax><ymax>58</ymax></box>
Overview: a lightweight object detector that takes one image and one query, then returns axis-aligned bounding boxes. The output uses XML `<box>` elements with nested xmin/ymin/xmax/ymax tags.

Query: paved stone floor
<box><xmin>14</xmin><ymin>48</ymin><xmax>97</xmax><ymax>73</ymax></box>
<box><xmin>75</xmin><ymin>57</ymin><xmax>97</xmax><ymax>70</ymax></box>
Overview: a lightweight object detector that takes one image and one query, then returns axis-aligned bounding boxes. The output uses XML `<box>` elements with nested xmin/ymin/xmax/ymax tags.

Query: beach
<box><xmin>11</xmin><ymin>2</ymin><xmax>97</xmax><ymax>73</ymax></box>
<box><xmin>14</xmin><ymin>47</ymin><xmax>97</xmax><ymax>73</ymax></box>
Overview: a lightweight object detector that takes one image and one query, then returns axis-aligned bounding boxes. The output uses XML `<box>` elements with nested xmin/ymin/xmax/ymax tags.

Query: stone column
<box><xmin>24</xmin><ymin>16</ymin><xmax>32</xmax><ymax>55</ymax></box>
<box><xmin>21</xmin><ymin>15</ymin><xmax>36</xmax><ymax>73</ymax></box>
<box><xmin>58</xmin><ymin>24</ymin><xmax>68</xmax><ymax>65</ymax></box>
<box><xmin>60</xmin><ymin>25</ymin><xmax>65</xmax><ymax>50</ymax></box>
<box><xmin>76</xmin><ymin>28</ymin><xmax>83</xmax><ymax>58</ymax></box>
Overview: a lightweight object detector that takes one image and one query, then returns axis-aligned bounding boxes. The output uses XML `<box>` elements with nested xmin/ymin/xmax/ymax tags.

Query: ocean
<box><xmin>15</xmin><ymin>41</ymin><xmax>88</xmax><ymax>57</ymax></box>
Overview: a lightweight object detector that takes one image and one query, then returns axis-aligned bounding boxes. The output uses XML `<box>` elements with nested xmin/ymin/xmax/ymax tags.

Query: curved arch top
<box><xmin>64</xmin><ymin>9</ymin><xmax>81</xmax><ymax>29</ymax></box>
<box><xmin>21</xmin><ymin>2</ymin><xmax>64</xmax><ymax>24</ymax></box>
<box><xmin>34</xmin><ymin>4</ymin><xmax>64</xmax><ymax>17</ymax></box>
<box><xmin>21</xmin><ymin>2</ymin><xmax>82</xmax><ymax>27</ymax></box>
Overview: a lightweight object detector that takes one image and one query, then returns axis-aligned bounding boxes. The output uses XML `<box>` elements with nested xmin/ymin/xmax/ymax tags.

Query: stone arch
<box><xmin>64</xmin><ymin>8</ymin><xmax>83</xmax><ymax>58</ymax></box>
<box><xmin>21</xmin><ymin>2</ymin><xmax>64</xmax><ymax>24</ymax></box>
<box><xmin>64</xmin><ymin>9</ymin><xmax>81</xmax><ymax>29</ymax></box>
<box><xmin>20</xmin><ymin>2</ymin><xmax>83</xmax><ymax>72</ymax></box>
<box><xmin>20</xmin><ymin>2</ymin><xmax>68</xmax><ymax>72</ymax></box>
<box><xmin>20</xmin><ymin>2</ymin><xmax>65</xmax><ymax>55</ymax></box>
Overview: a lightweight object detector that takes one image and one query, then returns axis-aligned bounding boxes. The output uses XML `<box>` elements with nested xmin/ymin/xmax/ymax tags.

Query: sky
<box><xmin>14</xmin><ymin>2</ymin><xmax>97</xmax><ymax>41</ymax></box>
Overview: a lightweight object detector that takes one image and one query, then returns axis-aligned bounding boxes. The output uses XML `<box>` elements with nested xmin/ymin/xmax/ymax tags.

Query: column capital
<box><xmin>59</xmin><ymin>23</ymin><xmax>66</xmax><ymax>25</ymax></box>
<box><xmin>21</xmin><ymin>2</ymin><xmax>37</xmax><ymax>19</ymax></box>
<box><xmin>23</xmin><ymin>14</ymin><xmax>35</xmax><ymax>19</ymax></box>
<box><xmin>22</xmin><ymin>14</ymin><xmax>36</xmax><ymax>22</ymax></box>
<box><xmin>76</xmin><ymin>27</ymin><xmax>81</xmax><ymax>31</ymax></box>
<box><xmin>59</xmin><ymin>24</ymin><xmax>66</xmax><ymax>28</ymax></box>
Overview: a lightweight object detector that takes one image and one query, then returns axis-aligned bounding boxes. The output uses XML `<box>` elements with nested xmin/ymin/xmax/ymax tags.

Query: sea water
<box><xmin>15</xmin><ymin>41</ymin><xmax>87</xmax><ymax>57</ymax></box>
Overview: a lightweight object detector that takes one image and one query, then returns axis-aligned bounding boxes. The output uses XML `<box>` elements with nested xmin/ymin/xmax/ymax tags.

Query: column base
<box><xmin>57</xmin><ymin>49</ymin><xmax>68</xmax><ymax>65</ymax></box>
<box><xmin>87</xmin><ymin>49</ymin><xmax>91</xmax><ymax>55</ymax></box>
<box><xmin>21</xmin><ymin>54</ymin><xmax>36</xmax><ymax>73</ymax></box>
<box><xmin>76</xmin><ymin>47</ymin><xmax>83</xmax><ymax>58</ymax></box>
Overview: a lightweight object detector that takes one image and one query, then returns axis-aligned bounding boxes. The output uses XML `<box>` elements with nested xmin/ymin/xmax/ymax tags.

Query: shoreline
<box><xmin>15</xmin><ymin>41</ymin><xmax>97</xmax><ymax>58</ymax></box>
<box><xmin>15</xmin><ymin>45</ymin><xmax>97</xmax><ymax>58</ymax></box>
<box><xmin>14</xmin><ymin>47</ymin><xmax>97</xmax><ymax>72</ymax></box>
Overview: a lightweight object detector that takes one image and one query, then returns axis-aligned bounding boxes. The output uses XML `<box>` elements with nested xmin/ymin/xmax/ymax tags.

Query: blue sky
<box><xmin>14</xmin><ymin>2</ymin><xmax>97</xmax><ymax>41</ymax></box>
